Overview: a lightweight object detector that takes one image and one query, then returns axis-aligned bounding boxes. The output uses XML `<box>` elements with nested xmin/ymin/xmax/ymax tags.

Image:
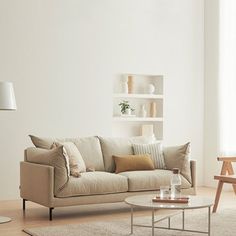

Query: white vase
<box><xmin>121</xmin><ymin>82</ymin><xmax>128</xmax><ymax>94</ymax></box>
<box><xmin>140</xmin><ymin>105</ymin><xmax>147</xmax><ymax>117</ymax></box>
<box><xmin>124</xmin><ymin>108</ymin><xmax>131</xmax><ymax>115</ymax></box>
<box><xmin>147</xmin><ymin>84</ymin><xmax>155</xmax><ymax>94</ymax></box>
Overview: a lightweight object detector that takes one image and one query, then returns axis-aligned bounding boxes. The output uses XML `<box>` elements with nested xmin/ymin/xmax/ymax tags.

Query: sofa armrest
<box><xmin>190</xmin><ymin>159</ymin><xmax>197</xmax><ymax>193</ymax></box>
<box><xmin>20</xmin><ymin>161</ymin><xmax>55</xmax><ymax>207</ymax></box>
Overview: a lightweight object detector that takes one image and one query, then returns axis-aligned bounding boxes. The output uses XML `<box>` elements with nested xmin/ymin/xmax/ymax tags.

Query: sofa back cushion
<box><xmin>29</xmin><ymin>135</ymin><xmax>105</xmax><ymax>171</ymax></box>
<box><xmin>98</xmin><ymin>136</ymin><xmax>152</xmax><ymax>172</ymax></box>
<box><xmin>25</xmin><ymin>146</ymin><xmax>70</xmax><ymax>195</ymax></box>
<box><xmin>73</xmin><ymin>137</ymin><xmax>104</xmax><ymax>171</ymax></box>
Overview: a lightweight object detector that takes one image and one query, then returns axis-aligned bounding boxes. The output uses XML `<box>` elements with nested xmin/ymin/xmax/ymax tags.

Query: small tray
<box><xmin>152</xmin><ymin>197</ymin><xmax>189</xmax><ymax>204</ymax></box>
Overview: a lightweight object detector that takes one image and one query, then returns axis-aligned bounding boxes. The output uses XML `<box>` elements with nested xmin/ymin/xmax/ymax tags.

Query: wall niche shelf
<box><xmin>112</xmin><ymin>74</ymin><xmax>164</xmax><ymax>140</ymax></box>
<box><xmin>113</xmin><ymin>93</ymin><xmax>163</xmax><ymax>99</ymax></box>
<box><xmin>113</xmin><ymin>117</ymin><xmax>163</xmax><ymax>122</ymax></box>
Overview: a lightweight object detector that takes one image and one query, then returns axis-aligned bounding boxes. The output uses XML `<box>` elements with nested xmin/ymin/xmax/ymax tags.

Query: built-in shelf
<box><xmin>112</xmin><ymin>74</ymin><xmax>164</xmax><ymax>139</ymax></box>
<box><xmin>113</xmin><ymin>116</ymin><xmax>163</xmax><ymax>122</ymax></box>
<box><xmin>113</xmin><ymin>93</ymin><xmax>163</xmax><ymax>99</ymax></box>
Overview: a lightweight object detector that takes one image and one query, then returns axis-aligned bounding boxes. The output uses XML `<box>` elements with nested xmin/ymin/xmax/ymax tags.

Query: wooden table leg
<box><xmin>213</xmin><ymin>181</ymin><xmax>223</xmax><ymax>213</ymax></box>
<box><xmin>226</xmin><ymin>162</ymin><xmax>236</xmax><ymax>194</ymax></box>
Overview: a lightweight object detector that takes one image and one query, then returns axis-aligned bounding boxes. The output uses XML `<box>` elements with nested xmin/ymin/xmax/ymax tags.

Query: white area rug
<box><xmin>24</xmin><ymin>209</ymin><xmax>236</xmax><ymax>236</ymax></box>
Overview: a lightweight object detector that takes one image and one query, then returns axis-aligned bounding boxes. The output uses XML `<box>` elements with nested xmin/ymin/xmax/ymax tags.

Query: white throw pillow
<box><xmin>54</xmin><ymin>141</ymin><xmax>86</xmax><ymax>177</ymax></box>
<box><xmin>132</xmin><ymin>142</ymin><xmax>166</xmax><ymax>169</ymax></box>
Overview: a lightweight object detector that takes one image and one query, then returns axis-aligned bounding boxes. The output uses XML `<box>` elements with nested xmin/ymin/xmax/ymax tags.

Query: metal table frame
<box><xmin>130</xmin><ymin>205</ymin><xmax>211</xmax><ymax>236</ymax></box>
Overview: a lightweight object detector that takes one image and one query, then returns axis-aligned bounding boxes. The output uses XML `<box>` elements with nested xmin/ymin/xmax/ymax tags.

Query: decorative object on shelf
<box><xmin>141</xmin><ymin>124</ymin><xmax>156</xmax><ymax>142</ymax></box>
<box><xmin>118</xmin><ymin>100</ymin><xmax>135</xmax><ymax>115</ymax></box>
<box><xmin>124</xmin><ymin>108</ymin><xmax>132</xmax><ymax>115</ymax></box>
<box><xmin>140</xmin><ymin>104</ymin><xmax>147</xmax><ymax>117</ymax></box>
<box><xmin>150</xmin><ymin>102</ymin><xmax>157</xmax><ymax>117</ymax></box>
<box><xmin>0</xmin><ymin>81</ymin><xmax>17</xmax><ymax>224</ymax></box>
<box><xmin>147</xmin><ymin>83</ymin><xmax>155</xmax><ymax>94</ymax></box>
<box><xmin>121</xmin><ymin>76</ymin><xmax>128</xmax><ymax>94</ymax></box>
<box><xmin>127</xmin><ymin>75</ymin><xmax>134</xmax><ymax>94</ymax></box>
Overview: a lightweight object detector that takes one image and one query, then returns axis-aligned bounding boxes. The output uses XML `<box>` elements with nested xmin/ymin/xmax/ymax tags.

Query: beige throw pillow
<box><xmin>29</xmin><ymin>135</ymin><xmax>54</xmax><ymax>149</ymax></box>
<box><xmin>163</xmin><ymin>142</ymin><xmax>191</xmax><ymax>183</ymax></box>
<box><xmin>132</xmin><ymin>142</ymin><xmax>166</xmax><ymax>169</ymax></box>
<box><xmin>113</xmin><ymin>154</ymin><xmax>155</xmax><ymax>173</ymax></box>
<box><xmin>25</xmin><ymin>146</ymin><xmax>70</xmax><ymax>194</ymax></box>
<box><xmin>54</xmin><ymin>142</ymin><xmax>86</xmax><ymax>177</ymax></box>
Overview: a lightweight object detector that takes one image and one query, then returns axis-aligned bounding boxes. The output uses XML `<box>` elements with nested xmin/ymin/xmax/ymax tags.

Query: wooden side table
<box><xmin>213</xmin><ymin>157</ymin><xmax>236</xmax><ymax>213</ymax></box>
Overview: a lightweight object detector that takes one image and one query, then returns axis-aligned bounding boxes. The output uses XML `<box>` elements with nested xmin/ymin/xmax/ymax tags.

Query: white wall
<box><xmin>204</xmin><ymin>0</ymin><xmax>235</xmax><ymax>189</ymax></box>
<box><xmin>204</xmin><ymin>0</ymin><xmax>221</xmax><ymax>187</ymax></box>
<box><xmin>0</xmin><ymin>0</ymin><xmax>204</xmax><ymax>200</ymax></box>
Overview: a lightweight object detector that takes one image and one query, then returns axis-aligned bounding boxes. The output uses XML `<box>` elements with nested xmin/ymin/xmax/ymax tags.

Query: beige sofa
<box><xmin>20</xmin><ymin>136</ymin><xmax>196</xmax><ymax>220</ymax></box>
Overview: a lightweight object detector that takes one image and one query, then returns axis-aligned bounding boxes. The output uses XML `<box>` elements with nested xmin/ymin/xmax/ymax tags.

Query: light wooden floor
<box><xmin>0</xmin><ymin>187</ymin><xmax>235</xmax><ymax>236</ymax></box>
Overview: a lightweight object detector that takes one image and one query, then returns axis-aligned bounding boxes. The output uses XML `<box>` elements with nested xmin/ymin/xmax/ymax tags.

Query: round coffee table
<box><xmin>125</xmin><ymin>194</ymin><xmax>214</xmax><ymax>236</ymax></box>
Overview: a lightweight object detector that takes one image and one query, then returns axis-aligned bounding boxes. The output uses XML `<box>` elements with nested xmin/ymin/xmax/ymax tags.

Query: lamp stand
<box><xmin>0</xmin><ymin>81</ymin><xmax>16</xmax><ymax>224</ymax></box>
<box><xmin>0</xmin><ymin>216</ymin><xmax>11</xmax><ymax>224</ymax></box>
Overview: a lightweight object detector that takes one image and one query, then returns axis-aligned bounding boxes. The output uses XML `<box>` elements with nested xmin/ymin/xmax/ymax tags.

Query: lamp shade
<box><xmin>0</xmin><ymin>81</ymin><xmax>17</xmax><ymax>110</ymax></box>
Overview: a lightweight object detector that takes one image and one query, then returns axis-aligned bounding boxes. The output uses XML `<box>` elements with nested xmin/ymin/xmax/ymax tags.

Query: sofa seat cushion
<box><xmin>118</xmin><ymin>170</ymin><xmax>191</xmax><ymax>192</ymax></box>
<box><xmin>56</xmin><ymin>171</ymin><xmax>128</xmax><ymax>198</ymax></box>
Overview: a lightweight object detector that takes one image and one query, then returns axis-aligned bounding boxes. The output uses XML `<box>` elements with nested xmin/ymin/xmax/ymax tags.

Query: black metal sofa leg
<box><xmin>49</xmin><ymin>208</ymin><xmax>54</xmax><ymax>221</ymax></box>
<box><xmin>23</xmin><ymin>199</ymin><xmax>26</xmax><ymax>211</ymax></box>
<box><xmin>23</xmin><ymin>199</ymin><xmax>54</xmax><ymax>221</ymax></box>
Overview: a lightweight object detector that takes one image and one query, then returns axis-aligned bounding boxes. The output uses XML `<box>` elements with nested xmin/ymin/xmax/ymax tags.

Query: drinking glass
<box><xmin>160</xmin><ymin>186</ymin><xmax>170</xmax><ymax>199</ymax></box>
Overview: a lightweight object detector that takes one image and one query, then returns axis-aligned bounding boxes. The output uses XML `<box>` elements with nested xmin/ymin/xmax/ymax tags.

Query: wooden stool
<box><xmin>213</xmin><ymin>157</ymin><xmax>236</xmax><ymax>213</ymax></box>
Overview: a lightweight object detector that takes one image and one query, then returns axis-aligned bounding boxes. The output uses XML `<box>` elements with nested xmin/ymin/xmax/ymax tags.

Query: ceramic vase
<box><xmin>140</xmin><ymin>105</ymin><xmax>147</xmax><ymax>117</ymax></box>
<box><xmin>121</xmin><ymin>81</ymin><xmax>128</xmax><ymax>94</ymax></box>
<box><xmin>150</xmin><ymin>102</ymin><xmax>157</xmax><ymax>117</ymax></box>
<box><xmin>147</xmin><ymin>84</ymin><xmax>155</xmax><ymax>94</ymax></box>
<box><xmin>124</xmin><ymin>108</ymin><xmax>131</xmax><ymax>115</ymax></box>
<box><xmin>128</xmin><ymin>75</ymin><xmax>134</xmax><ymax>94</ymax></box>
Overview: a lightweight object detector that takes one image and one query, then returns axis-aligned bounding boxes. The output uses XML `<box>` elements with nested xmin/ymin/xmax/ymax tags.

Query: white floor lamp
<box><xmin>0</xmin><ymin>81</ymin><xmax>16</xmax><ymax>224</ymax></box>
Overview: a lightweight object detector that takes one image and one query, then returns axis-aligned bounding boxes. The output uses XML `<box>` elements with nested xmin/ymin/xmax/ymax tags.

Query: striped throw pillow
<box><xmin>132</xmin><ymin>142</ymin><xmax>166</xmax><ymax>169</ymax></box>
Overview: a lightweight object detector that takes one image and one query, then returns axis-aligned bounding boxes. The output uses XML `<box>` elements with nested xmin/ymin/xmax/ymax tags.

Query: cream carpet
<box><xmin>24</xmin><ymin>209</ymin><xmax>236</xmax><ymax>236</ymax></box>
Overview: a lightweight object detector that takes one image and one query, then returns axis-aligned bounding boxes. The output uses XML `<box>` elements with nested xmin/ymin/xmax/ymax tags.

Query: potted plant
<box><xmin>119</xmin><ymin>100</ymin><xmax>135</xmax><ymax>115</ymax></box>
